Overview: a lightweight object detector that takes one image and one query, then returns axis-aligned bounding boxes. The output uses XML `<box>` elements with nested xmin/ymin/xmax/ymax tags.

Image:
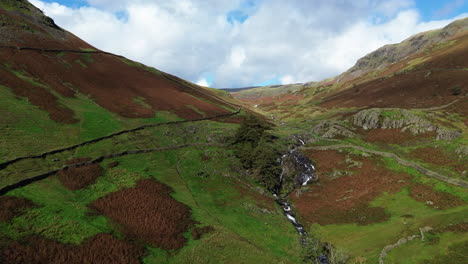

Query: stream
<box><xmin>271</xmin><ymin>137</ymin><xmax>315</xmax><ymax>240</ymax></box>
<box><xmin>272</xmin><ymin>137</ymin><xmax>329</xmax><ymax>263</ymax></box>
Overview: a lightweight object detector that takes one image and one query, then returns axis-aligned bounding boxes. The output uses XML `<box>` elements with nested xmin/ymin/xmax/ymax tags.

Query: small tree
<box><xmin>232</xmin><ymin>115</ymin><xmax>271</xmax><ymax>148</ymax></box>
<box><xmin>253</xmin><ymin>136</ymin><xmax>282</xmax><ymax>191</ymax></box>
<box><xmin>232</xmin><ymin>114</ymin><xmax>281</xmax><ymax>191</ymax></box>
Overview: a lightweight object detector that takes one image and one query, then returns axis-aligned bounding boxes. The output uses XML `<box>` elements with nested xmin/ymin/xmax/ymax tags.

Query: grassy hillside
<box><xmin>0</xmin><ymin>2</ymin><xmax>306</xmax><ymax>263</ymax></box>
<box><xmin>1</xmin><ymin>1</ymin><xmax>467</xmax><ymax>263</ymax></box>
<box><xmin>235</xmin><ymin>17</ymin><xmax>468</xmax><ymax>264</ymax></box>
<box><xmin>0</xmin><ymin>118</ymin><xmax>304</xmax><ymax>263</ymax></box>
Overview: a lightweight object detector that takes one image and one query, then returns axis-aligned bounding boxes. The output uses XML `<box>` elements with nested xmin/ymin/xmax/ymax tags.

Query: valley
<box><xmin>0</xmin><ymin>1</ymin><xmax>467</xmax><ymax>263</ymax></box>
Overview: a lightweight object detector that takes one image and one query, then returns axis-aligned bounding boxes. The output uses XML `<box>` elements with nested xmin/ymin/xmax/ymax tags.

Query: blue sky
<box><xmin>33</xmin><ymin>0</ymin><xmax>468</xmax><ymax>88</ymax></box>
<box><xmin>416</xmin><ymin>0</ymin><xmax>467</xmax><ymax>20</ymax></box>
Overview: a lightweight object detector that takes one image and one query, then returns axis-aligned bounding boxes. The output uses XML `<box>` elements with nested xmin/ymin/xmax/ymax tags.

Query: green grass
<box><xmin>0</xmin><ymin>83</ymin><xmax>183</xmax><ymax>163</ymax></box>
<box><xmin>133</xmin><ymin>96</ymin><xmax>153</xmax><ymax>109</ymax></box>
<box><xmin>74</xmin><ymin>59</ymin><xmax>87</xmax><ymax>68</ymax></box>
<box><xmin>123</xmin><ymin>147</ymin><xmax>303</xmax><ymax>263</ymax></box>
<box><xmin>381</xmin><ymin>109</ymin><xmax>404</xmax><ymax>119</ymax></box>
<box><xmin>120</xmin><ymin>58</ymin><xmax>162</xmax><ymax>76</ymax></box>
<box><xmin>81</xmin><ymin>53</ymin><xmax>94</xmax><ymax>63</ymax></box>
<box><xmin>79</xmin><ymin>48</ymin><xmax>97</xmax><ymax>52</ymax></box>
<box><xmin>0</xmin><ymin>134</ymin><xmax>303</xmax><ymax>263</ymax></box>
<box><xmin>0</xmin><ymin>0</ymin><xmax>33</xmax><ymax>14</ymax></box>
<box><xmin>382</xmin><ymin>157</ymin><xmax>468</xmax><ymax>201</ymax></box>
<box><xmin>313</xmin><ymin>188</ymin><xmax>468</xmax><ymax>263</ymax></box>
<box><xmin>385</xmin><ymin>231</ymin><xmax>467</xmax><ymax>264</ymax></box>
<box><xmin>2</xmin><ymin>119</ymin><xmax>299</xmax><ymax>262</ymax></box>
<box><xmin>185</xmin><ymin>105</ymin><xmax>206</xmax><ymax>118</ymax></box>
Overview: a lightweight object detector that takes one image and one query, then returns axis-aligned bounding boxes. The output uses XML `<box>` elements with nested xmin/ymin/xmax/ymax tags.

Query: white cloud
<box><xmin>30</xmin><ymin>0</ymin><xmax>467</xmax><ymax>88</ymax></box>
<box><xmin>196</xmin><ymin>77</ymin><xmax>209</xmax><ymax>87</ymax></box>
<box><xmin>280</xmin><ymin>75</ymin><xmax>296</xmax><ymax>85</ymax></box>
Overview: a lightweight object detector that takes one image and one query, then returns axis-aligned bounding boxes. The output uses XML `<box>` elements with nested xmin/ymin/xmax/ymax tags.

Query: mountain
<box><xmin>231</xmin><ymin>17</ymin><xmax>468</xmax><ymax>264</ymax></box>
<box><xmin>342</xmin><ymin>17</ymin><xmax>468</xmax><ymax>81</ymax></box>
<box><xmin>0</xmin><ymin>1</ymin><xmax>467</xmax><ymax>263</ymax></box>
<box><xmin>231</xmin><ymin>18</ymin><xmax>468</xmax><ymax>106</ymax></box>
<box><xmin>0</xmin><ymin>2</ymin><xmax>305</xmax><ymax>263</ymax></box>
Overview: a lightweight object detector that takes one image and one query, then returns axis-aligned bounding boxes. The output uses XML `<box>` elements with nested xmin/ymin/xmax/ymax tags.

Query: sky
<box><xmin>30</xmin><ymin>0</ymin><xmax>468</xmax><ymax>88</ymax></box>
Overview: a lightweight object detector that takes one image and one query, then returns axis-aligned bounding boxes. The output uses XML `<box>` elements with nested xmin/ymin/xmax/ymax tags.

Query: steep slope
<box><xmin>340</xmin><ymin>17</ymin><xmax>468</xmax><ymax>82</ymax></box>
<box><xmin>0</xmin><ymin>0</ymin><xmax>237</xmax><ymax>123</ymax></box>
<box><xmin>319</xmin><ymin>31</ymin><xmax>468</xmax><ymax>109</ymax></box>
<box><xmin>0</xmin><ymin>0</ymin><xmax>244</xmax><ymax>161</ymax></box>
<box><xmin>0</xmin><ymin>2</ymin><xmax>308</xmax><ymax>263</ymax></box>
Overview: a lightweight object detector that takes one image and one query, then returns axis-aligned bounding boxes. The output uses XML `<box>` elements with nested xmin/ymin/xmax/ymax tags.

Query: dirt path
<box><xmin>302</xmin><ymin>144</ymin><xmax>468</xmax><ymax>188</ymax></box>
<box><xmin>0</xmin><ymin>143</ymin><xmax>223</xmax><ymax>196</ymax></box>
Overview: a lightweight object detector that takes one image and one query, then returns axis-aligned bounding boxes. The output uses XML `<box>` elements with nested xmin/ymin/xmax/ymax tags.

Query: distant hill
<box><xmin>231</xmin><ymin>17</ymin><xmax>468</xmax><ymax>105</ymax></box>
<box><xmin>220</xmin><ymin>86</ymin><xmax>261</xmax><ymax>93</ymax></box>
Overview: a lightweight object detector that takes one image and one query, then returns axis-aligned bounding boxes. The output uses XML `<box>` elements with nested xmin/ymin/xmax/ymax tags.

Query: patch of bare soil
<box><xmin>58</xmin><ymin>161</ymin><xmax>103</xmax><ymax>190</ymax></box>
<box><xmin>291</xmin><ymin>154</ymin><xmax>410</xmax><ymax>225</ymax></box>
<box><xmin>409</xmin><ymin>184</ymin><xmax>465</xmax><ymax>209</ymax></box>
<box><xmin>90</xmin><ymin>179</ymin><xmax>193</xmax><ymax>250</ymax></box>
<box><xmin>0</xmin><ymin>196</ymin><xmax>34</xmax><ymax>222</ymax></box>
<box><xmin>1</xmin><ymin>234</ymin><xmax>145</xmax><ymax>264</ymax></box>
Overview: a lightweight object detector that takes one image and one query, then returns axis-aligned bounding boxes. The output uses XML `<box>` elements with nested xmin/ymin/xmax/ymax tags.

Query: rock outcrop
<box><xmin>353</xmin><ymin>108</ymin><xmax>461</xmax><ymax>140</ymax></box>
<box><xmin>436</xmin><ymin>127</ymin><xmax>462</xmax><ymax>140</ymax></box>
<box><xmin>311</xmin><ymin>121</ymin><xmax>355</xmax><ymax>138</ymax></box>
<box><xmin>353</xmin><ymin>108</ymin><xmax>436</xmax><ymax>134</ymax></box>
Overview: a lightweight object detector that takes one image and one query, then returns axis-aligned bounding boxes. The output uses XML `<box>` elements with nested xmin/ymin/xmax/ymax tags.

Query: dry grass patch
<box><xmin>90</xmin><ymin>179</ymin><xmax>193</xmax><ymax>250</ymax></box>
<box><xmin>1</xmin><ymin>234</ymin><xmax>145</xmax><ymax>264</ymax></box>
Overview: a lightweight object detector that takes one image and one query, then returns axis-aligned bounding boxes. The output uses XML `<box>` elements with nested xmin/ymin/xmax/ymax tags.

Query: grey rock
<box><xmin>455</xmin><ymin>145</ymin><xmax>468</xmax><ymax>157</ymax></box>
<box><xmin>436</xmin><ymin>127</ymin><xmax>462</xmax><ymax>140</ymax></box>
<box><xmin>311</xmin><ymin>120</ymin><xmax>355</xmax><ymax>138</ymax></box>
<box><xmin>353</xmin><ymin>108</ymin><xmax>436</xmax><ymax>134</ymax></box>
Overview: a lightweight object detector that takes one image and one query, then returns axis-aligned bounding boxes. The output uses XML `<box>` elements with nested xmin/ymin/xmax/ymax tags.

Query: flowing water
<box><xmin>273</xmin><ymin>137</ymin><xmax>329</xmax><ymax>263</ymax></box>
<box><xmin>273</xmin><ymin>137</ymin><xmax>315</xmax><ymax>241</ymax></box>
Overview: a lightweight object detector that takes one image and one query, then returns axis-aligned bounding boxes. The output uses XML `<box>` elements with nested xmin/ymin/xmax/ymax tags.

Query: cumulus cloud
<box><xmin>30</xmin><ymin>0</ymin><xmax>467</xmax><ymax>88</ymax></box>
<box><xmin>195</xmin><ymin>78</ymin><xmax>209</xmax><ymax>87</ymax></box>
